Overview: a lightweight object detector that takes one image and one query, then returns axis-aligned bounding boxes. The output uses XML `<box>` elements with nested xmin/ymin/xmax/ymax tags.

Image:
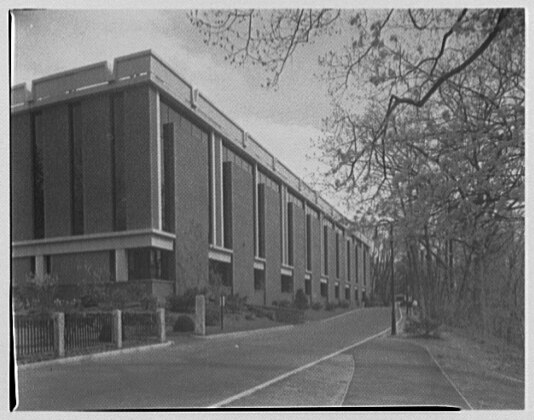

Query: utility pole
<box><xmin>390</xmin><ymin>223</ymin><xmax>396</xmax><ymax>335</ymax></box>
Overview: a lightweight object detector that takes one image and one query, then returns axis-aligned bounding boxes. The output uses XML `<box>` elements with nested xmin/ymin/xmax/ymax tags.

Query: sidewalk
<box><xmin>343</xmin><ymin>336</ymin><xmax>471</xmax><ymax>408</ymax></box>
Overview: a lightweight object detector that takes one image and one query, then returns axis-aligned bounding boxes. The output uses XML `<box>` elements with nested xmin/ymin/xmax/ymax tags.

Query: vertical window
<box><xmin>287</xmin><ymin>203</ymin><xmax>294</xmax><ymax>266</ymax></box>
<box><xmin>345</xmin><ymin>285</ymin><xmax>350</xmax><ymax>301</ymax></box>
<box><xmin>222</xmin><ymin>162</ymin><xmax>232</xmax><ymax>248</ymax></box>
<box><xmin>44</xmin><ymin>255</ymin><xmax>52</xmax><ymax>275</ymax></box>
<box><xmin>334</xmin><ymin>282</ymin><xmax>340</xmax><ymax>299</ymax></box>
<box><xmin>346</xmin><ymin>240</ymin><xmax>351</xmax><ymax>281</ymax></box>
<box><xmin>128</xmin><ymin>248</ymin><xmax>172</xmax><ymax>280</ymax></box>
<box><xmin>304</xmin><ymin>278</ymin><xmax>311</xmax><ymax>296</ymax></box>
<box><xmin>30</xmin><ymin>256</ymin><xmax>36</xmax><ymax>276</ymax></box>
<box><xmin>254</xmin><ymin>269</ymin><xmax>265</xmax><ymax>291</ymax></box>
<box><xmin>335</xmin><ymin>232</ymin><xmax>340</xmax><ymax>278</ymax></box>
<box><xmin>355</xmin><ymin>288</ymin><xmax>358</xmax><ymax>302</ymax></box>
<box><xmin>355</xmin><ymin>245</ymin><xmax>359</xmax><ymax>283</ymax></box>
<box><xmin>69</xmin><ymin>103</ymin><xmax>84</xmax><ymax>235</ymax></box>
<box><xmin>323</xmin><ymin>225</ymin><xmax>329</xmax><ymax>275</ymax></box>
<box><xmin>306</xmin><ymin>214</ymin><xmax>312</xmax><ymax>271</ymax></box>
<box><xmin>161</xmin><ymin>123</ymin><xmax>175</xmax><ymax>232</ymax></box>
<box><xmin>320</xmin><ymin>280</ymin><xmax>328</xmax><ymax>297</ymax></box>
<box><xmin>363</xmin><ymin>247</ymin><xmax>367</xmax><ymax>284</ymax></box>
<box><xmin>281</xmin><ymin>274</ymin><xmax>293</xmax><ymax>293</ymax></box>
<box><xmin>109</xmin><ymin>250</ymin><xmax>116</xmax><ymax>281</ymax></box>
<box><xmin>257</xmin><ymin>184</ymin><xmax>266</xmax><ymax>258</ymax></box>
<box><xmin>31</xmin><ymin>112</ymin><xmax>44</xmax><ymax>239</ymax></box>
<box><xmin>111</xmin><ymin>92</ymin><xmax>126</xmax><ymax>231</ymax></box>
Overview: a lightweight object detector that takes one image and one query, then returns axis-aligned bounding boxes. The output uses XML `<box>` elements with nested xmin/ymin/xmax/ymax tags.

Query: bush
<box><xmin>173</xmin><ymin>315</ymin><xmax>195</xmax><ymax>332</ymax></box>
<box><xmin>245</xmin><ymin>313</ymin><xmax>255</xmax><ymax>321</ymax></box>
<box><xmin>167</xmin><ymin>288</ymin><xmax>206</xmax><ymax>313</ymax></box>
<box><xmin>325</xmin><ymin>302</ymin><xmax>336</xmax><ymax>311</ymax></box>
<box><xmin>275</xmin><ymin>307</ymin><xmax>305</xmax><ymax>324</ymax></box>
<box><xmin>339</xmin><ymin>301</ymin><xmax>350</xmax><ymax>309</ymax></box>
<box><xmin>311</xmin><ymin>302</ymin><xmax>323</xmax><ymax>311</ymax></box>
<box><xmin>205</xmin><ymin>304</ymin><xmax>221</xmax><ymax>326</ymax></box>
<box><xmin>225</xmin><ymin>294</ymin><xmax>247</xmax><ymax>313</ymax></box>
<box><xmin>404</xmin><ymin>316</ymin><xmax>442</xmax><ymax>338</ymax></box>
<box><xmin>140</xmin><ymin>294</ymin><xmax>158</xmax><ymax>311</ymax></box>
<box><xmin>271</xmin><ymin>300</ymin><xmax>278</xmax><ymax>307</ymax></box>
<box><xmin>278</xmin><ymin>299</ymin><xmax>292</xmax><ymax>308</ymax></box>
<box><xmin>294</xmin><ymin>289</ymin><xmax>309</xmax><ymax>310</ymax></box>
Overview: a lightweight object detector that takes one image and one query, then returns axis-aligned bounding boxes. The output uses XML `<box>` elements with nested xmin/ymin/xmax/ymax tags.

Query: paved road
<box><xmin>17</xmin><ymin>307</ymin><xmax>391</xmax><ymax>410</ymax></box>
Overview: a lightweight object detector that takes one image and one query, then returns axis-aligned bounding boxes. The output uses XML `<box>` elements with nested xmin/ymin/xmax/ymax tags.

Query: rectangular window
<box><xmin>109</xmin><ymin>250</ymin><xmax>116</xmax><ymax>281</ymax></box>
<box><xmin>345</xmin><ymin>285</ymin><xmax>350</xmax><ymax>301</ymax></box>
<box><xmin>335</xmin><ymin>232</ymin><xmax>340</xmax><ymax>278</ymax></box>
<box><xmin>323</xmin><ymin>225</ymin><xmax>329</xmax><ymax>275</ymax></box>
<box><xmin>69</xmin><ymin>103</ymin><xmax>84</xmax><ymax>235</ymax></box>
<box><xmin>254</xmin><ymin>269</ymin><xmax>265</xmax><ymax>291</ymax></box>
<box><xmin>355</xmin><ymin>288</ymin><xmax>358</xmax><ymax>302</ymax></box>
<box><xmin>281</xmin><ymin>274</ymin><xmax>293</xmax><ymax>294</ymax></box>
<box><xmin>31</xmin><ymin>112</ymin><xmax>44</xmax><ymax>239</ymax></box>
<box><xmin>30</xmin><ymin>256</ymin><xmax>36</xmax><ymax>276</ymax></box>
<box><xmin>306</xmin><ymin>214</ymin><xmax>312</xmax><ymax>271</ymax></box>
<box><xmin>257</xmin><ymin>184</ymin><xmax>266</xmax><ymax>258</ymax></box>
<box><xmin>111</xmin><ymin>92</ymin><xmax>126</xmax><ymax>231</ymax></box>
<box><xmin>320</xmin><ymin>280</ymin><xmax>328</xmax><ymax>297</ymax></box>
<box><xmin>287</xmin><ymin>203</ymin><xmax>294</xmax><ymax>266</ymax></box>
<box><xmin>161</xmin><ymin>123</ymin><xmax>175</xmax><ymax>232</ymax></box>
<box><xmin>355</xmin><ymin>245</ymin><xmax>359</xmax><ymax>283</ymax></box>
<box><xmin>346</xmin><ymin>240</ymin><xmax>351</xmax><ymax>281</ymax></box>
<box><xmin>44</xmin><ymin>255</ymin><xmax>51</xmax><ymax>275</ymax></box>
<box><xmin>304</xmin><ymin>278</ymin><xmax>311</xmax><ymax>296</ymax></box>
<box><xmin>222</xmin><ymin>162</ymin><xmax>233</xmax><ymax>249</ymax></box>
<box><xmin>363</xmin><ymin>247</ymin><xmax>367</xmax><ymax>284</ymax></box>
<box><xmin>334</xmin><ymin>282</ymin><xmax>340</xmax><ymax>299</ymax></box>
<box><xmin>128</xmin><ymin>247</ymin><xmax>173</xmax><ymax>280</ymax></box>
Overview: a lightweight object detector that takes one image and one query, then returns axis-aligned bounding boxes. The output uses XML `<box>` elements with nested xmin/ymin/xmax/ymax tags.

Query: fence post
<box><xmin>113</xmin><ymin>309</ymin><xmax>122</xmax><ymax>349</ymax></box>
<box><xmin>156</xmin><ymin>308</ymin><xmax>166</xmax><ymax>343</ymax></box>
<box><xmin>195</xmin><ymin>295</ymin><xmax>205</xmax><ymax>336</ymax></box>
<box><xmin>53</xmin><ymin>312</ymin><xmax>65</xmax><ymax>358</ymax></box>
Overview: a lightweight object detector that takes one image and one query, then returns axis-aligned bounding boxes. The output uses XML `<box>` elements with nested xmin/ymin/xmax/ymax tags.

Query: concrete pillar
<box><xmin>53</xmin><ymin>312</ymin><xmax>65</xmax><ymax>358</ymax></box>
<box><xmin>195</xmin><ymin>295</ymin><xmax>205</xmax><ymax>336</ymax></box>
<box><xmin>112</xmin><ymin>309</ymin><xmax>122</xmax><ymax>349</ymax></box>
<box><xmin>35</xmin><ymin>255</ymin><xmax>45</xmax><ymax>278</ymax></box>
<box><xmin>115</xmin><ymin>249</ymin><xmax>128</xmax><ymax>282</ymax></box>
<box><xmin>157</xmin><ymin>308</ymin><xmax>166</xmax><ymax>343</ymax></box>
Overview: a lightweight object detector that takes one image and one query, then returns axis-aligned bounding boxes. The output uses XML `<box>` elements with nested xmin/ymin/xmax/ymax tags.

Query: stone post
<box><xmin>195</xmin><ymin>295</ymin><xmax>205</xmax><ymax>336</ymax></box>
<box><xmin>112</xmin><ymin>309</ymin><xmax>122</xmax><ymax>349</ymax></box>
<box><xmin>53</xmin><ymin>312</ymin><xmax>65</xmax><ymax>358</ymax></box>
<box><xmin>156</xmin><ymin>308</ymin><xmax>166</xmax><ymax>343</ymax></box>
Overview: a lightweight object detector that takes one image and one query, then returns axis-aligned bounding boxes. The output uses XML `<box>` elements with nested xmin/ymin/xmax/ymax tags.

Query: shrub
<box><xmin>245</xmin><ymin>313</ymin><xmax>255</xmax><ymax>321</ymax></box>
<box><xmin>173</xmin><ymin>315</ymin><xmax>195</xmax><ymax>332</ymax></box>
<box><xmin>167</xmin><ymin>287</ymin><xmax>206</xmax><ymax>313</ymax></box>
<box><xmin>225</xmin><ymin>294</ymin><xmax>247</xmax><ymax>313</ymax></box>
<box><xmin>311</xmin><ymin>302</ymin><xmax>323</xmax><ymax>311</ymax></box>
<box><xmin>272</xmin><ymin>300</ymin><xmax>278</xmax><ymax>307</ymax></box>
<box><xmin>325</xmin><ymin>302</ymin><xmax>336</xmax><ymax>311</ymax></box>
<box><xmin>278</xmin><ymin>299</ymin><xmax>292</xmax><ymax>308</ymax></box>
<box><xmin>205</xmin><ymin>304</ymin><xmax>221</xmax><ymax>326</ymax></box>
<box><xmin>404</xmin><ymin>316</ymin><xmax>442</xmax><ymax>338</ymax></box>
<box><xmin>339</xmin><ymin>301</ymin><xmax>350</xmax><ymax>309</ymax></box>
<box><xmin>294</xmin><ymin>289</ymin><xmax>309</xmax><ymax>310</ymax></box>
<box><xmin>275</xmin><ymin>307</ymin><xmax>305</xmax><ymax>324</ymax></box>
<box><xmin>140</xmin><ymin>294</ymin><xmax>158</xmax><ymax>311</ymax></box>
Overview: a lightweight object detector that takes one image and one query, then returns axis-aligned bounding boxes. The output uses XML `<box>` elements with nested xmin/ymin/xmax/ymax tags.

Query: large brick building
<box><xmin>10</xmin><ymin>50</ymin><xmax>372</xmax><ymax>306</ymax></box>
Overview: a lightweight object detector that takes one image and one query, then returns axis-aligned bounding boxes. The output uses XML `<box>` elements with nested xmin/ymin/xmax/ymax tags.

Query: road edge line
<box><xmin>422</xmin><ymin>344</ymin><xmax>474</xmax><ymax>410</ymax></box>
<box><xmin>210</xmin><ymin>323</ymin><xmax>393</xmax><ymax>408</ymax></box>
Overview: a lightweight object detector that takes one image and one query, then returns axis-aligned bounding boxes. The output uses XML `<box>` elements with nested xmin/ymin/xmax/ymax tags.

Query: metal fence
<box><xmin>15</xmin><ymin>314</ymin><xmax>55</xmax><ymax>359</ymax></box>
<box><xmin>64</xmin><ymin>312</ymin><xmax>114</xmax><ymax>353</ymax></box>
<box><xmin>122</xmin><ymin>311</ymin><xmax>158</xmax><ymax>342</ymax></box>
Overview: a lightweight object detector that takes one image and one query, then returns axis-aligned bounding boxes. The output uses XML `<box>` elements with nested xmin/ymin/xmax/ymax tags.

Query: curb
<box><xmin>16</xmin><ymin>341</ymin><xmax>174</xmax><ymax>370</ymax></box>
<box><xmin>197</xmin><ymin>324</ymin><xmax>295</xmax><ymax>339</ymax></box>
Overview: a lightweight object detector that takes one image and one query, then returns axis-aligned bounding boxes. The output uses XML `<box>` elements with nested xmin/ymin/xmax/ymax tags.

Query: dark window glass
<box><xmin>69</xmin><ymin>103</ymin><xmax>84</xmax><ymax>235</ymax></box>
<box><xmin>44</xmin><ymin>255</ymin><xmax>51</xmax><ymax>275</ymax></box>
<box><xmin>345</xmin><ymin>286</ymin><xmax>350</xmax><ymax>301</ymax></box>
<box><xmin>128</xmin><ymin>248</ymin><xmax>173</xmax><ymax>280</ymax></box>
<box><xmin>320</xmin><ymin>281</ymin><xmax>328</xmax><ymax>297</ymax></box>
<box><xmin>111</xmin><ymin>92</ymin><xmax>126</xmax><ymax>231</ymax></box>
<box><xmin>335</xmin><ymin>232</ymin><xmax>340</xmax><ymax>278</ymax></box>
<box><xmin>254</xmin><ymin>269</ymin><xmax>265</xmax><ymax>291</ymax></box>
<box><xmin>209</xmin><ymin>260</ymin><xmax>232</xmax><ymax>289</ymax></box>
<box><xmin>257</xmin><ymin>184</ymin><xmax>266</xmax><ymax>258</ymax></box>
<box><xmin>162</xmin><ymin>123</ymin><xmax>175</xmax><ymax>232</ymax></box>
<box><xmin>355</xmin><ymin>246</ymin><xmax>359</xmax><ymax>283</ymax></box>
<box><xmin>355</xmin><ymin>288</ymin><xmax>358</xmax><ymax>301</ymax></box>
<box><xmin>323</xmin><ymin>226</ymin><xmax>328</xmax><ymax>275</ymax></box>
<box><xmin>306</xmin><ymin>215</ymin><xmax>312</xmax><ymax>271</ymax></box>
<box><xmin>287</xmin><ymin>203</ymin><xmax>294</xmax><ymax>266</ymax></box>
<box><xmin>346</xmin><ymin>240</ymin><xmax>351</xmax><ymax>281</ymax></box>
<box><xmin>304</xmin><ymin>278</ymin><xmax>311</xmax><ymax>296</ymax></box>
<box><xmin>335</xmin><ymin>282</ymin><xmax>340</xmax><ymax>299</ymax></box>
<box><xmin>281</xmin><ymin>274</ymin><xmax>293</xmax><ymax>293</ymax></box>
<box><xmin>31</xmin><ymin>112</ymin><xmax>44</xmax><ymax>239</ymax></box>
<box><xmin>30</xmin><ymin>256</ymin><xmax>36</xmax><ymax>276</ymax></box>
<box><xmin>109</xmin><ymin>250</ymin><xmax>116</xmax><ymax>282</ymax></box>
<box><xmin>363</xmin><ymin>248</ymin><xmax>367</xmax><ymax>283</ymax></box>
<box><xmin>222</xmin><ymin>162</ymin><xmax>232</xmax><ymax>249</ymax></box>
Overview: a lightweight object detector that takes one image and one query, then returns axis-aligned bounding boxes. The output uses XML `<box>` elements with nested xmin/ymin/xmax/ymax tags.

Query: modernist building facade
<box><xmin>11</xmin><ymin>50</ymin><xmax>372</xmax><ymax>306</ymax></box>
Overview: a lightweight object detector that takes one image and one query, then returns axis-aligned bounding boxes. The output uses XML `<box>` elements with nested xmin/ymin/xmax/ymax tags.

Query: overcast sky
<box><xmin>12</xmin><ymin>9</ymin><xmax>350</xmax><ymax>207</ymax></box>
